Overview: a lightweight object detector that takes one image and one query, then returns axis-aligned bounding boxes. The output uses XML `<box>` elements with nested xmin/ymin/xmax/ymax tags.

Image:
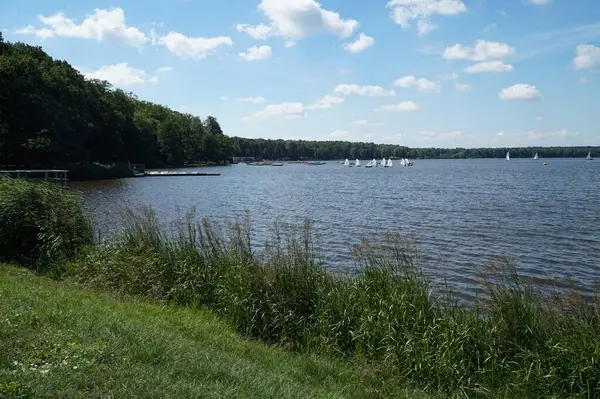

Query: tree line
<box><xmin>232</xmin><ymin>138</ymin><xmax>598</xmax><ymax>161</ymax></box>
<box><xmin>0</xmin><ymin>33</ymin><xmax>231</xmax><ymax>169</ymax></box>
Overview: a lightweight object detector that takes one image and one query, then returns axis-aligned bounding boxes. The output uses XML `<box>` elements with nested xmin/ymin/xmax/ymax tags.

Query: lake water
<box><xmin>73</xmin><ymin>159</ymin><xmax>600</xmax><ymax>302</ymax></box>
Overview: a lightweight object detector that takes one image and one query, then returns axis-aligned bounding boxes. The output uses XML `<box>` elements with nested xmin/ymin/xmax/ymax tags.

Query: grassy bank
<box><xmin>2</xmin><ymin>179</ymin><xmax>599</xmax><ymax>398</ymax></box>
<box><xmin>0</xmin><ymin>264</ymin><xmax>422</xmax><ymax>398</ymax></box>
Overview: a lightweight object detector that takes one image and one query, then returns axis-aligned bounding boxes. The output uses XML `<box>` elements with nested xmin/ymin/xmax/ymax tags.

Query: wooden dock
<box><xmin>144</xmin><ymin>171</ymin><xmax>221</xmax><ymax>177</ymax></box>
<box><xmin>0</xmin><ymin>169</ymin><xmax>69</xmax><ymax>187</ymax></box>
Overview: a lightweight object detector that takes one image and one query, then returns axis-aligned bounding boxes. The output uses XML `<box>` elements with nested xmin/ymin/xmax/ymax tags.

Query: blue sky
<box><xmin>1</xmin><ymin>0</ymin><xmax>599</xmax><ymax>148</ymax></box>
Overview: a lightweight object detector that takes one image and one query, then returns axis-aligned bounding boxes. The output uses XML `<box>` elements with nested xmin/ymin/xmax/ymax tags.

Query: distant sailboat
<box><xmin>405</xmin><ymin>158</ymin><xmax>413</xmax><ymax>166</ymax></box>
<box><xmin>380</xmin><ymin>158</ymin><xmax>386</xmax><ymax>167</ymax></box>
<box><xmin>587</xmin><ymin>151</ymin><xmax>593</xmax><ymax>160</ymax></box>
<box><xmin>506</xmin><ymin>151</ymin><xmax>510</xmax><ymax>161</ymax></box>
<box><xmin>387</xmin><ymin>158</ymin><xmax>393</xmax><ymax>167</ymax></box>
<box><xmin>344</xmin><ymin>158</ymin><xmax>351</xmax><ymax>167</ymax></box>
<box><xmin>366</xmin><ymin>159</ymin><xmax>375</xmax><ymax>168</ymax></box>
<box><xmin>533</xmin><ymin>153</ymin><xmax>538</xmax><ymax>160</ymax></box>
<box><xmin>355</xmin><ymin>159</ymin><xmax>361</xmax><ymax>167</ymax></box>
<box><xmin>400</xmin><ymin>158</ymin><xmax>406</xmax><ymax>166</ymax></box>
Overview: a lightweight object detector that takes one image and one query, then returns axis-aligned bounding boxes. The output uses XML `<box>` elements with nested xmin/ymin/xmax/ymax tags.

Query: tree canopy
<box><xmin>0</xmin><ymin>34</ymin><xmax>231</xmax><ymax>168</ymax></box>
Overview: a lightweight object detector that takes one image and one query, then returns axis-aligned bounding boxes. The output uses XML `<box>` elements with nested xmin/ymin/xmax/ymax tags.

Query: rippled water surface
<box><xmin>73</xmin><ymin>159</ymin><xmax>600</xmax><ymax>301</ymax></box>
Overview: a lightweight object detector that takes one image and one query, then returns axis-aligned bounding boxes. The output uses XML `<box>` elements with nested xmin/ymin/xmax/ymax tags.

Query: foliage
<box><xmin>68</xmin><ymin>207</ymin><xmax>600</xmax><ymax>398</ymax></box>
<box><xmin>0</xmin><ymin>35</ymin><xmax>231</xmax><ymax>169</ymax></box>
<box><xmin>232</xmin><ymin>137</ymin><xmax>599</xmax><ymax>160</ymax></box>
<box><xmin>0</xmin><ymin>265</ymin><xmax>421</xmax><ymax>399</ymax></box>
<box><xmin>0</xmin><ymin>178</ymin><xmax>92</xmax><ymax>269</ymax></box>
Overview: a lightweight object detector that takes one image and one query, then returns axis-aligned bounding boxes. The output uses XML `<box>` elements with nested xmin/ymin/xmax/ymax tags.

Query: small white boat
<box><xmin>587</xmin><ymin>151</ymin><xmax>593</xmax><ymax>160</ymax></box>
<box><xmin>506</xmin><ymin>151</ymin><xmax>510</xmax><ymax>161</ymax></box>
<box><xmin>380</xmin><ymin>158</ymin><xmax>386</xmax><ymax>167</ymax></box>
<box><xmin>533</xmin><ymin>153</ymin><xmax>538</xmax><ymax>160</ymax></box>
<box><xmin>271</xmin><ymin>162</ymin><xmax>284</xmax><ymax>166</ymax></box>
<box><xmin>400</xmin><ymin>158</ymin><xmax>406</xmax><ymax>167</ymax></box>
<box><xmin>344</xmin><ymin>159</ymin><xmax>351</xmax><ymax>167</ymax></box>
<box><xmin>366</xmin><ymin>159</ymin><xmax>375</xmax><ymax>168</ymax></box>
<box><xmin>355</xmin><ymin>159</ymin><xmax>361</xmax><ymax>167</ymax></box>
<box><xmin>387</xmin><ymin>158</ymin><xmax>393</xmax><ymax>167</ymax></box>
<box><xmin>405</xmin><ymin>158</ymin><xmax>413</xmax><ymax>166</ymax></box>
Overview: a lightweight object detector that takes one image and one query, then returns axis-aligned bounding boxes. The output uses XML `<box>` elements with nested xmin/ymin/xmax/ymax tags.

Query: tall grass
<box><xmin>67</xmin><ymin>206</ymin><xmax>600</xmax><ymax>397</ymax></box>
<box><xmin>0</xmin><ymin>178</ymin><xmax>92</xmax><ymax>270</ymax></box>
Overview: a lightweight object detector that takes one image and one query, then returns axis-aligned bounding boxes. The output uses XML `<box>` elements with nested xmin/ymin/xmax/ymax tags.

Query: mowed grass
<box><xmin>0</xmin><ymin>264</ymin><xmax>426</xmax><ymax>399</ymax></box>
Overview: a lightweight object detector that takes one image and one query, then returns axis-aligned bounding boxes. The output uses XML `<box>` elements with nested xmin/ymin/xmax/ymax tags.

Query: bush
<box><xmin>0</xmin><ymin>178</ymin><xmax>93</xmax><ymax>270</ymax></box>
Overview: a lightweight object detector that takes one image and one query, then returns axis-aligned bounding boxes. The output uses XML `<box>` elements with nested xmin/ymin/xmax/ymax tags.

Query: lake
<box><xmin>73</xmin><ymin>159</ymin><xmax>600</xmax><ymax>302</ymax></box>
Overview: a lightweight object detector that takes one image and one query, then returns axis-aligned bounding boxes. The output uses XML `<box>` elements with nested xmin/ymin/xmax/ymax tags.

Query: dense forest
<box><xmin>232</xmin><ymin>137</ymin><xmax>598</xmax><ymax>161</ymax></box>
<box><xmin>0</xmin><ymin>33</ymin><xmax>231</xmax><ymax>170</ymax></box>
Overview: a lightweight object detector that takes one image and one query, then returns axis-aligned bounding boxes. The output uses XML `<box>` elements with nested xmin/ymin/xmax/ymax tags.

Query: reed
<box><xmin>66</xmin><ymin>207</ymin><xmax>600</xmax><ymax>397</ymax></box>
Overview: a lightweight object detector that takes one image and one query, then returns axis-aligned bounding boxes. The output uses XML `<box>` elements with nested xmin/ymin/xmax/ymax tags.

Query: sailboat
<box><xmin>587</xmin><ymin>151</ymin><xmax>593</xmax><ymax>160</ymax></box>
<box><xmin>344</xmin><ymin>159</ymin><xmax>351</xmax><ymax>167</ymax></box>
<box><xmin>355</xmin><ymin>159</ymin><xmax>361</xmax><ymax>167</ymax></box>
<box><xmin>387</xmin><ymin>158</ymin><xmax>393</xmax><ymax>167</ymax></box>
<box><xmin>366</xmin><ymin>159</ymin><xmax>375</xmax><ymax>168</ymax></box>
<box><xmin>405</xmin><ymin>158</ymin><xmax>413</xmax><ymax>166</ymax></box>
<box><xmin>533</xmin><ymin>153</ymin><xmax>538</xmax><ymax>160</ymax></box>
<box><xmin>400</xmin><ymin>158</ymin><xmax>406</xmax><ymax>166</ymax></box>
<box><xmin>506</xmin><ymin>151</ymin><xmax>510</xmax><ymax>161</ymax></box>
<box><xmin>380</xmin><ymin>158</ymin><xmax>386</xmax><ymax>167</ymax></box>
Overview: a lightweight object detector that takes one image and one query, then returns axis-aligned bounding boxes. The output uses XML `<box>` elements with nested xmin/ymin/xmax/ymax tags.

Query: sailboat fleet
<box><xmin>344</xmin><ymin>157</ymin><xmax>411</xmax><ymax>168</ymax></box>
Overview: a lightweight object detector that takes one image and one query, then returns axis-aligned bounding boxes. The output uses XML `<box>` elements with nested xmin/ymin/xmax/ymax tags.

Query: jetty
<box><xmin>0</xmin><ymin>169</ymin><xmax>69</xmax><ymax>187</ymax></box>
<box><xmin>144</xmin><ymin>171</ymin><xmax>221</xmax><ymax>177</ymax></box>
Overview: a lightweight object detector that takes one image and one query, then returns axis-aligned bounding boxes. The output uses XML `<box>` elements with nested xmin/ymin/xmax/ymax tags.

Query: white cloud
<box><xmin>220</xmin><ymin>96</ymin><xmax>229</xmax><ymax>101</ymax></box>
<box><xmin>17</xmin><ymin>8</ymin><xmax>147</xmax><ymax>47</ymax></box>
<box><xmin>255</xmin><ymin>0</ymin><xmax>358</xmax><ymax>40</ymax></box>
<box><xmin>420</xmin><ymin>130</ymin><xmax>464</xmax><ymax>143</ymax></box>
<box><xmin>239</xmin><ymin>45</ymin><xmax>272</xmax><ymax>61</ymax></box>
<box><xmin>158</xmin><ymin>32</ymin><xmax>233</xmax><ymax>59</ymax></box>
<box><xmin>81</xmin><ymin>63</ymin><xmax>158</xmax><ymax>86</ymax></box>
<box><xmin>572</xmin><ymin>44</ymin><xmax>600</xmax><ymax>69</ymax></box>
<box><xmin>464</xmin><ymin>60</ymin><xmax>514</xmax><ymax>73</ymax></box>
<box><xmin>498</xmin><ymin>84</ymin><xmax>542</xmax><ymax>101</ymax></box>
<box><xmin>157</xmin><ymin>66</ymin><xmax>173</xmax><ymax>73</ymax></box>
<box><xmin>235</xmin><ymin>23</ymin><xmax>273</xmax><ymax>40</ymax></box>
<box><xmin>536</xmin><ymin>116</ymin><xmax>543</xmax><ymax>121</ymax></box>
<box><xmin>528</xmin><ymin>0</ymin><xmax>552</xmax><ymax>4</ymax></box>
<box><xmin>579</xmin><ymin>76</ymin><xmax>590</xmax><ymax>84</ymax></box>
<box><xmin>443</xmin><ymin>40</ymin><xmax>515</xmax><ymax>61</ymax></box>
<box><xmin>305</xmin><ymin>95</ymin><xmax>345</xmax><ymax>110</ymax></box>
<box><xmin>334</xmin><ymin>84</ymin><xmax>395</xmax><ymax>97</ymax></box>
<box><xmin>454</xmin><ymin>82</ymin><xmax>471</xmax><ymax>91</ymax></box>
<box><xmin>238</xmin><ymin>97</ymin><xmax>267</xmax><ymax>104</ymax></box>
<box><xmin>250</xmin><ymin>102</ymin><xmax>305</xmax><ymax>119</ymax></box>
<box><xmin>354</xmin><ymin>120</ymin><xmax>385</xmax><ymax>127</ymax></box>
<box><xmin>343</xmin><ymin>33</ymin><xmax>375</xmax><ymax>53</ymax></box>
<box><xmin>328</xmin><ymin>129</ymin><xmax>350</xmax><ymax>139</ymax></box>
<box><xmin>284</xmin><ymin>40</ymin><xmax>296</xmax><ymax>48</ymax></box>
<box><xmin>394</xmin><ymin>75</ymin><xmax>440</xmax><ymax>92</ymax></box>
<box><xmin>484</xmin><ymin>23</ymin><xmax>497</xmax><ymax>33</ymax></box>
<box><xmin>386</xmin><ymin>0</ymin><xmax>467</xmax><ymax>35</ymax></box>
<box><xmin>378</xmin><ymin>101</ymin><xmax>420</xmax><ymax>111</ymax></box>
<box><xmin>513</xmin><ymin>129</ymin><xmax>580</xmax><ymax>142</ymax></box>
<box><xmin>445</xmin><ymin>72</ymin><xmax>459</xmax><ymax>81</ymax></box>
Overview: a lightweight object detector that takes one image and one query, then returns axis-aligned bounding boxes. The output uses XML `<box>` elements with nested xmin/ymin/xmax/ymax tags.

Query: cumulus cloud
<box><xmin>237</xmin><ymin>97</ymin><xmax>267</xmax><ymax>104</ymax></box>
<box><xmin>239</xmin><ymin>45</ymin><xmax>272</xmax><ymax>61</ymax></box>
<box><xmin>354</xmin><ymin>120</ymin><xmax>385</xmax><ymax>127</ymax></box>
<box><xmin>378</xmin><ymin>101</ymin><xmax>420</xmax><ymax>111</ymax></box>
<box><xmin>250</xmin><ymin>102</ymin><xmax>305</xmax><ymax>119</ymax></box>
<box><xmin>386</xmin><ymin>0</ymin><xmax>467</xmax><ymax>35</ymax></box>
<box><xmin>328</xmin><ymin>129</ymin><xmax>350</xmax><ymax>139</ymax></box>
<box><xmin>334</xmin><ymin>84</ymin><xmax>395</xmax><ymax>97</ymax></box>
<box><xmin>572</xmin><ymin>44</ymin><xmax>600</xmax><ymax>69</ymax></box>
<box><xmin>528</xmin><ymin>0</ymin><xmax>552</xmax><ymax>4</ymax></box>
<box><xmin>16</xmin><ymin>8</ymin><xmax>147</xmax><ymax>47</ymax></box>
<box><xmin>443</xmin><ymin>40</ymin><xmax>514</xmax><ymax>61</ymax></box>
<box><xmin>250</xmin><ymin>0</ymin><xmax>358</xmax><ymax>41</ymax></box>
<box><xmin>498</xmin><ymin>84</ymin><xmax>542</xmax><ymax>101</ymax></box>
<box><xmin>454</xmin><ymin>82</ymin><xmax>471</xmax><ymax>91</ymax></box>
<box><xmin>464</xmin><ymin>60</ymin><xmax>514</xmax><ymax>73</ymax></box>
<box><xmin>394</xmin><ymin>75</ymin><xmax>440</xmax><ymax>92</ymax></box>
<box><xmin>305</xmin><ymin>95</ymin><xmax>345</xmax><ymax>110</ymax></box>
<box><xmin>343</xmin><ymin>33</ymin><xmax>375</xmax><ymax>53</ymax></box>
<box><xmin>235</xmin><ymin>23</ymin><xmax>273</xmax><ymax>40</ymax></box>
<box><xmin>156</xmin><ymin>66</ymin><xmax>173</xmax><ymax>73</ymax></box>
<box><xmin>81</xmin><ymin>63</ymin><xmax>158</xmax><ymax>85</ymax></box>
<box><xmin>158</xmin><ymin>32</ymin><xmax>233</xmax><ymax>59</ymax></box>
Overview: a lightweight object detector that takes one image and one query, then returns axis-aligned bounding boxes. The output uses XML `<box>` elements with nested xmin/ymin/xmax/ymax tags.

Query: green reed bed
<box><xmin>67</xmin><ymin>207</ymin><xmax>600</xmax><ymax>398</ymax></box>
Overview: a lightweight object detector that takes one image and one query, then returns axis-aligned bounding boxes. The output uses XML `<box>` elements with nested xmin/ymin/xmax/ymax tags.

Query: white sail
<box><xmin>381</xmin><ymin>158</ymin><xmax>386</xmax><ymax>166</ymax></box>
<box><xmin>506</xmin><ymin>151</ymin><xmax>510</xmax><ymax>161</ymax></box>
<box><xmin>405</xmin><ymin>158</ymin><xmax>411</xmax><ymax>166</ymax></box>
<box><xmin>587</xmin><ymin>151</ymin><xmax>592</xmax><ymax>160</ymax></box>
<box><xmin>344</xmin><ymin>159</ymin><xmax>350</xmax><ymax>166</ymax></box>
<box><xmin>387</xmin><ymin>158</ymin><xmax>393</xmax><ymax>167</ymax></box>
<box><xmin>400</xmin><ymin>158</ymin><xmax>406</xmax><ymax>166</ymax></box>
<box><xmin>355</xmin><ymin>159</ymin><xmax>361</xmax><ymax>167</ymax></box>
<box><xmin>534</xmin><ymin>153</ymin><xmax>538</xmax><ymax>160</ymax></box>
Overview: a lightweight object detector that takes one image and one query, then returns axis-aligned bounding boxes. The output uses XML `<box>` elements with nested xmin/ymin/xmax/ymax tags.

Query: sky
<box><xmin>1</xmin><ymin>0</ymin><xmax>600</xmax><ymax>148</ymax></box>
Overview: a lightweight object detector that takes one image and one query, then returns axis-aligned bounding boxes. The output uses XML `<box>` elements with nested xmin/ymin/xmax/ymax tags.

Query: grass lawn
<box><xmin>0</xmin><ymin>264</ymin><xmax>427</xmax><ymax>399</ymax></box>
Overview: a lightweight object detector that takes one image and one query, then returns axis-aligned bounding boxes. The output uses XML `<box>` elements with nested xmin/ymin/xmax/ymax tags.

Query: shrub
<box><xmin>0</xmin><ymin>178</ymin><xmax>93</xmax><ymax>270</ymax></box>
